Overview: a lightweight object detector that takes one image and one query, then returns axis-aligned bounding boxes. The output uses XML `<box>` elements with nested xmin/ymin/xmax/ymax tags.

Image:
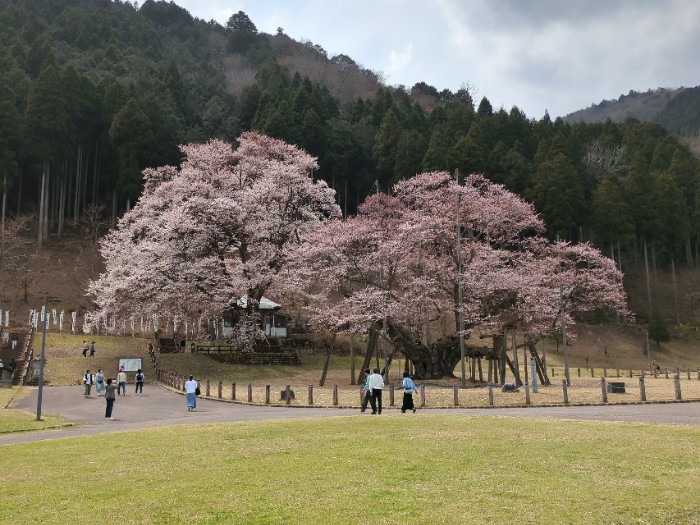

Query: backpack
<box><xmin>136</xmin><ymin>373</ymin><xmax>144</xmax><ymax>382</ymax></box>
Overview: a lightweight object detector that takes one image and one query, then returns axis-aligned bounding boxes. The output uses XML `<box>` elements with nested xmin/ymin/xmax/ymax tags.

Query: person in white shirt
<box><xmin>368</xmin><ymin>367</ymin><xmax>384</xmax><ymax>414</ymax></box>
<box><xmin>83</xmin><ymin>370</ymin><xmax>94</xmax><ymax>397</ymax></box>
<box><xmin>184</xmin><ymin>375</ymin><xmax>199</xmax><ymax>411</ymax></box>
<box><xmin>117</xmin><ymin>368</ymin><xmax>127</xmax><ymax>396</ymax></box>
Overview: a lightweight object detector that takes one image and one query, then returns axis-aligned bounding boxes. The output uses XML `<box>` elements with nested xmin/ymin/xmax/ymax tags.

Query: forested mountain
<box><xmin>1</xmin><ymin>0</ymin><xmax>700</xmax><ymax>281</ymax></box>
<box><xmin>564</xmin><ymin>87</ymin><xmax>700</xmax><ymax>138</ymax></box>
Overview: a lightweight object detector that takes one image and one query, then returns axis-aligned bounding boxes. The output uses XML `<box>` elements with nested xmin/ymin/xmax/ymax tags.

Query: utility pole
<box><xmin>456</xmin><ymin>169</ymin><xmax>466</xmax><ymax>388</ymax></box>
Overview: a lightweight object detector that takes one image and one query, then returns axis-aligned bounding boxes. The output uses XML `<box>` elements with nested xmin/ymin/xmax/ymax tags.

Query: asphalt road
<box><xmin>2</xmin><ymin>384</ymin><xmax>699</xmax><ymax>446</ymax></box>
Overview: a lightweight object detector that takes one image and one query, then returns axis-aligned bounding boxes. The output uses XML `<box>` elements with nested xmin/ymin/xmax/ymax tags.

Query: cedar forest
<box><xmin>1</xmin><ymin>0</ymin><xmax>699</xmax><ymax>376</ymax></box>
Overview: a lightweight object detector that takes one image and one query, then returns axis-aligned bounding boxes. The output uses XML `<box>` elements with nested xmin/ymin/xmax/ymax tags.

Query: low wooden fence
<box><xmin>155</xmin><ymin>368</ymin><xmax>700</xmax><ymax>408</ymax></box>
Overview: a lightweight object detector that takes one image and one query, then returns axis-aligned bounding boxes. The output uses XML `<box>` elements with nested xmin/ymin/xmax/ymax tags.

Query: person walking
<box><xmin>401</xmin><ymin>371</ymin><xmax>418</xmax><ymax>413</ymax></box>
<box><xmin>134</xmin><ymin>369</ymin><xmax>145</xmax><ymax>395</ymax></box>
<box><xmin>83</xmin><ymin>370</ymin><xmax>94</xmax><ymax>397</ymax></box>
<box><xmin>89</xmin><ymin>341</ymin><xmax>96</xmax><ymax>357</ymax></box>
<box><xmin>82</xmin><ymin>341</ymin><xmax>88</xmax><ymax>357</ymax></box>
<box><xmin>360</xmin><ymin>368</ymin><xmax>372</xmax><ymax>413</ymax></box>
<box><xmin>185</xmin><ymin>375</ymin><xmax>198</xmax><ymax>411</ymax></box>
<box><xmin>10</xmin><ymin>333</ymin><xmax>18</xmax><ymax>350</ymax></box>
<box><xmin>95</xmin><ymin>369</ymin><xmax>105</xmax><ymax>396</ymax></box>
<box><xmin>117</xmin><ymin>367</ymin><xmax>127</xmax><ymax>396</ymax></box>
<box><xmin>368</xmin><ymin>367</ymin><xmax>384</xmax><ymax>414</ymax></box>
<box><xmin>104</xmin><ymin>378</ymin><xmax>117</xmax><ymax>419</ymax></box>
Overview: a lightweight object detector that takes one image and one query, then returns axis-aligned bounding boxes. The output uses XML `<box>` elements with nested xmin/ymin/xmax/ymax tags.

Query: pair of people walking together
<box><xmin>360</xmin><ymin>368</ymin><xmax>418</xmax><ymax>414</ymax></box>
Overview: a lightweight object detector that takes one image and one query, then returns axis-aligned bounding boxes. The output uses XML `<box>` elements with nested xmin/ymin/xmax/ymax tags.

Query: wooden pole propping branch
<box><xmin>601</xmin><ymin>377</ymin><xmax>607</xmax><ymax>404</ymax></box>
<box><xmin>562</xmin><ymin>379</ymin><xmax>569</xmax><ymax>405</ymax></box>
<box><xmin>639</xmin><ymin>376</ymin><xmax>646</xmax><ymax>402</ymax></box>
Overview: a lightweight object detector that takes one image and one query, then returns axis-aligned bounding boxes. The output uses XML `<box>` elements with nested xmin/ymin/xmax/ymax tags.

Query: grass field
<box><xmin>0</xmin><ymin>415</ymin><xmax>698</xmax><ymax>524</ymax></box>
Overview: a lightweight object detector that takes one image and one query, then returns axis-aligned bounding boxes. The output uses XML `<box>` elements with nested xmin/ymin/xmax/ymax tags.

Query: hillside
<box><xmin>564</xmin><ymin>86</ymin><xmax>700</xmax><ymax>140</ymax></box>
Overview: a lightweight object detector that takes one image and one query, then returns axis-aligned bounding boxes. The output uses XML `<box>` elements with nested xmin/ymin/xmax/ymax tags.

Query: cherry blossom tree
<box><xmin>88</xmin><ymin>132</ymin><xmax>341</xmax><ymax>339</ymax></box>
<box><xmin>277</xmin><ymin>171</ymin><xmax>629</xmax><ymax>379</ymax></box>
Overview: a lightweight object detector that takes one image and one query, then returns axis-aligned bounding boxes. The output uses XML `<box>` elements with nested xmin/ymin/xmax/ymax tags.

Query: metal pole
<box><xmin>456</xmin><ymin>170</ymin><xmax>466</xmax><ymax>388</ymax></box>
<box><xmin>36</xmin><ymin>301</ymin><xmax>48</xmax><ymax>420</ymax></box>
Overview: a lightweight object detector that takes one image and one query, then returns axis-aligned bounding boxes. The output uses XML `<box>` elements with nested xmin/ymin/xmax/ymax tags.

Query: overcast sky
<box><xmin>172</xmin><ymin>0</ymin><xmax>700</xmax><ymax>119</ymax></box>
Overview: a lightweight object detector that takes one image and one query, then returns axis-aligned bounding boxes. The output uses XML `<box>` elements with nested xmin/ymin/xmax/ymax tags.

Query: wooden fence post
<box><xmin>687</xmin><ymin>368</ymin><xmax>691</xmax><ymax>381</ymax></box>
<box><xmin>231</xmin><ymin>382</ymin><xmax>236</xmax><ymax>401</ymax></box>
<box><xmin>389</xmin><ymin>384</ymin><xmax>394</xmax><ymax>407</ymax></box>
<box><xmin>616</xmin><ymin>368</ymin><xmax>620</xmax><ymax>378</ymax></box>
<box><xmin>665</xmin><ymin>368</ymin><xmax>669</xmax><ymax>379</ymax></box>
<box><xmin>453</xmin><ymin>385</ymin><xmax>459</xmax><ymax>406</ymax></box>
<box><xmin>420</xmin><ymin>385</ymin><xmax>426</xmax><ymax>408</ymax></box>
<box><xmin>309</xmin><ymin>384</ymin><xmax>314</xmax><ymax>405</ymax></box>
<box><xmin>218</xmin><ymin>381</ymin><xmax>222</xmax><ymax>399</ymax></box>
<box><xmin>590</xmin><ymin>368</ymin><xmax>594</xmax><ymax>378</ymax></box>
<box><xmin>524</xmin><ymin>383</ymin><xmax>530</xmax><ymax>405</ymax></box>
<box><xmin>247</xmin><ymin>383</ymin><xmax>252</xmax><ymax>403</ymax></box>
<box><xmin>562</xmin><ymin>379</ymin><xmax>569</xmax><ymax>405</ymax></box>
<box><xmin>205</xmin><ymin>379</ymin><xmax>210</xmax><ymax>397</ymax></box>
<box><xmin>639</xmin><ymin>376</ymin><xmax>646</xmax><ymax>401</ymax></box>
<box><xmin>675</xmin><ymin>376</ymin><xmax>682</xmax><ymax>401</ymax></box>
<box><xmin>285</xmin><ymin>385</ymin><xmax>291</xmax><ymax>405</ymax></box>
<box><xmin>629</xmin><ymin>368</ymin><xmax>633</xmax><ymax>378</ymax></box>
<box><xmin>601</xmin><ymin>377</ymin><xmax>607</xmax><ymax>403</ymax></box>
<box><xmin>577</xmin><ymin>368</ymin><xmax>581</xmax><ymax>378</ymax></box>
<box><xmin>265</xmin><ymin>384</ymin><xmax>270</xmax><ymax>404</ymax></box>
<box><xmin>603</xmin><ymin>368</ymin><xmax>607</xmax><ymax>378</ymax></box>
<box><xmin>333</xmin><ymin>385</ymin><xmax>338</xmax><ymax>406</ymax></box>
<box><xmin>488</xmin><ymin>382</ymin><xmax>494</xmax><ymax>406</ymax></box>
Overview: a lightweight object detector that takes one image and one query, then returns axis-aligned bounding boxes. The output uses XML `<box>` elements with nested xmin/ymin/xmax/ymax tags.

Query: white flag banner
<box><xmin>71</xmin><ymin>311</ymin><xmax>77</xmax><ymax>333</ymax></box>
<box><xmin>32</xmin><ymin>311</ymin><xmax>39</xmax><ymax>328</ymax></box>
<box><xmin>130</xmin><ymin>317</ymin><xmax>135</xmax><ymax>337</ymax></box>
<box><xmin>173</xmin><ymin>318</ymin><xmax>178</xmax><ymax>334</ymax></box>
<box><xmin>59</xmin><ymin>311</ymin><xmax>64</xmax><ymax>331</ymax></box>
<box><xmin>52</xmin><ymin>308</ymin><xmax>57</xmax><ymax>325</ymax></box>
<box><xmin>40</xmin><ymin>305</ymin><xmax>45</xmax><ymax>322</ymax></box>
<box><xmin>29</xmin><ymin>310</ymin><xmax>34</xmax><ymax>325</ymax></box>
<box><xmin>0</xmin><ymin>309</ymin><xmax>3</xmax><ymax>327</ymax></box>
<box><xmin>4</xmin><ymin>310</ymin><xmax>8</xmax><ymax>327</ymax></box>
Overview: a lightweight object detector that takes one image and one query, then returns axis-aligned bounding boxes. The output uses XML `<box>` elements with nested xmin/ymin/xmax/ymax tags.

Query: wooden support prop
<box><xmin>420</xmin><ymin>384</ymin><xmax>426</xmax><ymax>408</ymax></box>
<box><xmin>477</xmin><ymin>358</ymin><xmax>483</xmax><ymax>382</ymax></box>
<box><xmin>333</xmin><ymin>385</ymin><xmax>338</xmax><ymax>406</ymax></box>
<box><xmin>309</xmin><ymin>384</ymin><xmax>314</xmax><ymax>405</ymax></box>
<box><xmin>358</xmin><ymin>329</ymin><xmax>379</xmax><ymax>385</ymax></box>
<box><xmin>265</xmin><ymin>385</ymin><xmax>270</xmax><ymax>404</ymax></box>
<box><xmin>218</xmin><ymin>381</ymin><xmax>222</xmax><ymax>399</ymax></box>
<box><xmin>488</xmin><ymin>382</ymin><xmax>494</xmax><ymax>406</ymax></box>
<box><xmin>601</xmin><ymin>377</ymin><xmax>607</xmax><ymax>403</ymax></box>
<box><xmin>247</xmin><ymin>383</ymin><xmax>252</xmax><ymax>403</ymax></box>
<box><xmin>562</xmin><ymin>379</ymin><xmax>569</xmax><ymax>405</ymax></box>
<box><xmin>319</xmin><ymin>333</ymin><xmax>336</xmax><ymax>387</ymax></box>
<box><xmin>504</xmin><ymin>354</ymin><xmax>523</xmax><ymax>387</ymax></box>
<box><xmin>453</xmin><ymin>385</ymin><xmax>459</xmax><ymax>406</ymax></box>
<box><xmin>551</xmin><ymin>367</ymin><xmax>555</xmax><ymax>378</ymax></box>
<box><xmin>639</xmin><ymin>377</ymin><xmax>646</xmax><ymax>401</ymax></box>
<box><xmin>231</xmin><ymin>382</ymin><xmax>236</xmax><ymax>401</ymax></box>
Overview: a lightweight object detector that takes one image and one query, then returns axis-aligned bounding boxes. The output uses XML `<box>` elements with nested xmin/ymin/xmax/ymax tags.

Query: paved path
<box><xmin>2</xmin><ymin>384</ymin><xmax>699</xmax><ymax>445</ymax></box>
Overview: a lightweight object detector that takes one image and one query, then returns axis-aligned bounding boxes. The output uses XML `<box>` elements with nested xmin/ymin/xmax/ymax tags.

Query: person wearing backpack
<box><xmin>83</xmin><ymin>370</ymin><xmax>94</xmax><ymax>397</ymax></box>
<box><xmin>135</xmin><ymin>369</ymin><xmax>145</xmax><ymax>395</ymax></box>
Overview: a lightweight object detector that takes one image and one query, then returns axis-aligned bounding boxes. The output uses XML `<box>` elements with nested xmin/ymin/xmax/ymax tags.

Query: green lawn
<box><xmin>0</xmin><ymin>415</ymin><xmax>698</xmax><ymax>524</ymax></box>
<box><xmin>0</xmin><ymin>388</ymin><xmax>67</xmax><ymax>433</ymax></box>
